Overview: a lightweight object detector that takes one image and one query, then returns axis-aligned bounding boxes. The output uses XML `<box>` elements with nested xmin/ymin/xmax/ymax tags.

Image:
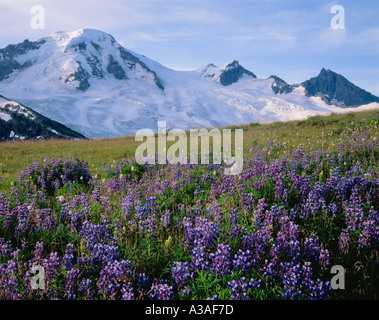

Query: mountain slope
<box><xmin>0</xmin><ymin>29</ymin><xmax>378</xmax><ymax>138</ymax></box>
<box><xmin>0</xmin><ymin>29</ymin><xmax>164</xmax><ymax>92</ymax></box>
<box><xmin>198</xmin><ymin>60</ymin><xmax>257</xmax><ymax>85</ymax></box>
<box><xmin>301</xmin><ymin>68</ymin><xmax>379</xmax><ymax>107</ymax></box>
<box><xmin>0</xmin><ymin>39</ymin><xmax>46</xmax><ymax>81</ymax></box>
<box><xmin>0</xmin><ymin>95</ymin><xmax>86</xmax><ymax>141</ymax></box>
<box><xmin>268</xmin><ymin>75</ymin><xmax>295</xmax><ymax>94</ymax></box>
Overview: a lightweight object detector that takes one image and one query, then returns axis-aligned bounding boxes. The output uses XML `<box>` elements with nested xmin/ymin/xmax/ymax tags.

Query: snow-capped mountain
<box><xmin>0</xmin><ymin>94</ymin><xmax>85</xmax><ymax>141</ymax></box>
<box><xmin>198</xmin><ymin>60</ymin><xmax>257</xmax><ymax>85</ymax></box>
<box><xmin>268</xmin><ymin>75</ymin><xmax>295</xmax><ymax>95</ymax></box>
<box><xmin>0</xmin><ymin>28</ymin><xmax>378</xmax><ymax>138</ymax></box>
<box><xmin>0</xmin><ymin>29</ymin><xmax>163</xmax><ymax>91</ymax></box>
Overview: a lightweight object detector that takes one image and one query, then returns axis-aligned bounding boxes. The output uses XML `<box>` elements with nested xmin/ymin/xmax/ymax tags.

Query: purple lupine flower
<box><xmin>121</xmin><ymin>283</ymin><xmax>135</xmax><ymax>300</ymax></box>
<box><xmin>205</xmin><ymin>202</ymin><xmax>223</xmax><ymax>225</ymax></box>
<box><xmin>328</xmin><ymin>203</ymin><xmax>339</xmax><ymax>217</ymax></box>
<box><xmin>33</xmin><ymin>241</ymin><xmax>44</xmax><ymax>263</ymax></box>
<box><xmin>139</xmin><ymin>218</ymin><xmax>156</xmax><ymax>237</ymax></box>
<box><xmin>62</xmin><ymin>243</ymin><xmax>76</xmax><ymax>270</ymax></box>
<box><xmin>181</xmin><ymin>288</ymin><xmax>192</xmax><ymax>297</ymax></box>
<box><xmin>91</xmin><ymin>186</ymin><xmax>101</xmax><ymax>202</ymax></box>
<box><xmin>0</xmin><ymin>260</ymin><xmax>21</xmax><ymax>300</ymax></box>
<box><xmin>319</xmin><ymin>249</ymin><xmax>330</xmax><ymax>267</ymax></box>
<box><xmin>281</xmin><ymin>263</ymin><xmax>303</xmax><ymax>300</ymax></box>
<box><xmin>242</xmin><ymin>221</ymin><xmax>272</xmax><ymax>263</ymax></box>
<box><xmin>37</xmin><ymin>209</ymin><xmax>57</xmax><ymax>232</ymax></box>
<box><xmin>128</xmin><ymin>219</ymin><xmax>137</xmax><ymax>232</ymax></box>
<box><xmin>79</xmin><ymin>219</ymin><xmax>117</xmax><ymax>249</ymax></box>
<box><xmin>248</xmin><ymin>278</ymin><xmax>263</xmax><ymax>291</ymax></box>
<box><xmin>358</xmin><ymin>219</ymin><xmax>379</xmax><ymax>249</ymax></box>
<box><xmin>209</xmin><ymin>243</ymin><xmax>232</xmax><ymax>276</ymax></box>
<box><xmin>229</xmin><ymin>208</ymin><xmax>238</xmax><ymax>225</ymax></box>
<box><xmin>171</xmin><ymin>261</ymin><xmax>192</xmax><ymax>288</ymax></box>
<box><xmin>304</xmin><ymin>234</ymin><xmax>321</xmax><ymax>262</ymax></box>
<box><xmin>227</xmin><ymin>279</ymin><xmax>242</xmax><ymax>300</ymax></box>
<box><xmin>338</xmin><ymin>229</ymin><xmax>350</xmax><ymax>255</ymax></box>
<box><xmin>227</xmin><ymin>224</ymin><xmax>243</xmax><ymax>238</ymax></box>
<box><xmin>272</xmin><ymin>216</ymin><xmax>301</xmax><ymax>263</ymax></box>
<box><xmin>65</xmin><ymin>268</ymin><xmax>80</xmax><ymax>300</ymax></box>
<box><xmin>91</xmin><ymin>243</ymin><xmax>120</xmax><ymax>267</ymax></box>
<box><xmin>145</xmin><ymin>196</ymin><xmax>158</xmax><ymax>217</ymax></box>
<box><xmin>300</xmin><ymin>262</ymin><xmax>332</xmax><ymax>300</ymax></box>
<box><xmin>253</xmin><ymin>198</ymin><xmax>268</xmax><ymax>224</ymax></box>
<box><xmin>274</xmin><ymin>174</ymin><xmax>289</xmax><ymax>205</ymax></box>
<box><xmin>120</xmin><ymin>195</ymin><xmax>135</xmax><ymax>218</ymax></box>
<box><xmin>227</xmin><ymin>277</ymin><xmax>250</xmax><ymax>300</ymax></box>
<box><xmin>191</xmin><ymin>244</ymin><xmax>210</xmax><ymax>273</ymax></box>
<box><xmin>0</xmin><ymin>238</ymin><xmax>13</xmax><ymax>259</ymax></box>
<box><xmin>21</xmin><ymin>240</ymin><xmax>28</xmax><ymax>250</ymax></box>
<box><xmin>368</xmin><ymin>207</ymin><xmax>379</xmax><ymax>222</ymax></box>
<box><xmin>137</xmin><ymin>273</ymin><xmax>150</xmax><ymax>296</ymax></box>
<box><xmin>161</xmin><ymin>180</ymin><xmax>171</xmax><ymax>192</ymax></box>
<box><xmin>79</xmin><ymin>279</ymin><xmax>94</xmax><ymax>300</ymax></box>
<box><xmin>232</xmin><ymin>249</ymin><xmax>254</xmax><ymax>271</ymax></box>
<box><xmin>98</xmin><ymin>259</ymin><xmax>132</xmax><ymax>300</ymax></box>
<box><xmin>344</xmin><ymin>186</ymin><xmax>365</xmax><ymax>230</ymax></box>
<box><xmin>41</xmin><ymin>252</ymin><xmax>61</xmax><ymax>299</ymax></box>
<box><xmin>183</xmin><ymin>216</ymin><xmax>221</xmax><ymax>250</ymax></box>
<box><xmin>301</xmin><ymin>182</ymin><xmax>326</xmax><ymax>219</ymax></box>
<box><xmin>194</xmin><ymin>186</ymin><xmax>205</xmax><ymax>196</ymax></box>
<box><xmin>135</xmin><ymin>201</ymin><xmax>148</xmax><ymax>220</ymax></box>
<box><xmin>160</xmin><ymin>210</ymin><xmax>171</xmax><ymax>228</ymax></box>
<box><xmin>148</xmin><ymin>280</ymin><xmax>174</xmax><ymax>300</ymax></box>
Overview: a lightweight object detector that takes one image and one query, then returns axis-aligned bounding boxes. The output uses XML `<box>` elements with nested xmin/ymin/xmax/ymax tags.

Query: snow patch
<box><xmin>0</xmin><ymin>112</ymin><xmax>11</xmax><ymax>122</ymax></box>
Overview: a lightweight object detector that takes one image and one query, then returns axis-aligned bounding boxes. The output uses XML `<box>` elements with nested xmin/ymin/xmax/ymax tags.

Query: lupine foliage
<box><xmin>0</xmin><ymin>111</ymin><xmax>378</xmax><ymax>300</ymax></box>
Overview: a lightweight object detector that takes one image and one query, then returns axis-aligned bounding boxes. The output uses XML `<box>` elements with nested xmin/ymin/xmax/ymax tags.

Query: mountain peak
<box><xmin>319</xmin><ymin>68</ymin><xmax>338</xmax><ymax>76</ymax></box>
<box><xmin>219</xmin><ymin>60</ymin><xmax>256</xmax><ymax>85</ymax></box>
<box><xmin>0</xmin><ymin>29</ymin><xmax>164</xmax><ymax>91</ymax></box>
<box><xmin>47</xmin><ymin>28</ymin><xmax>117</xmax><ymax>53</ymax></box>
<box><xmin>302</xmin><ymin>69</ymin><xmax>379</xmax><ymax>106</ymax></box>
<box><xmin>222</xmin><ymin>59</ymin><xmax>240</xmax><ymax>69</ymax></box>
<box><xmin>269</xmin><ymin>75</ymin><xmax>294</xmax><ymax>94</ymax></box>
<box><xmin>50</xmin><ymin>28</ymin><xmax>113</xmax><ymax>40</ymax></box>
<box><xmin>199</xmin><ymin>59</ymin><xmax>256</xmax><ymax>85</ymax></box>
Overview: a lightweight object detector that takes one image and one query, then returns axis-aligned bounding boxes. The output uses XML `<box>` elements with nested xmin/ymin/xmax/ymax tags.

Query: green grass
<box><xmin>1</xmin><ymin>109</ymin><xmax>378</xmax><ymax>191</ymax></box>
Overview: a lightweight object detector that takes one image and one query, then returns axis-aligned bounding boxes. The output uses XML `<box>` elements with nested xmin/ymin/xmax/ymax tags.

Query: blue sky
<box><xmin>1</xmin><ymin>0</ymin><xmax>378</xmax><ymax>95</ymax></box>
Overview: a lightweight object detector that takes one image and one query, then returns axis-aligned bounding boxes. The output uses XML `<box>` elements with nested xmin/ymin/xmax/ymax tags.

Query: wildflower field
<box><xmin>0</xmin><ymin>110</ymin><xmax>378</xmax><ymax>300</ymax></box>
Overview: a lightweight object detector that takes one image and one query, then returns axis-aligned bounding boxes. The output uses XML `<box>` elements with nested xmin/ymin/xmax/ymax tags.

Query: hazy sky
<box><xmin>1</xmin><ymin>0</ymin><xmax>378</xmax><ymax>95</ymax></box>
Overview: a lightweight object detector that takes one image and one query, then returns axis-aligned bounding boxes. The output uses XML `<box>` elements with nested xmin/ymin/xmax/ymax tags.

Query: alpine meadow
<box><xmin>0</xmin><ymin>110</ymin><xmax>378</xmax><ymax>300</ymax></box>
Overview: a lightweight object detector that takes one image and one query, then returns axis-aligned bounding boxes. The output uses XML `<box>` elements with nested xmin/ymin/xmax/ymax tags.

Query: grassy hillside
<box><xmin>0</xmin><ymin>109</ymin><xmax>378</xmax><ymax>301</ymax></box>
<box><xmin>1</xmin><ymin>110</ymin><xmax>378</xmax><ymax>189</ymax></box>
